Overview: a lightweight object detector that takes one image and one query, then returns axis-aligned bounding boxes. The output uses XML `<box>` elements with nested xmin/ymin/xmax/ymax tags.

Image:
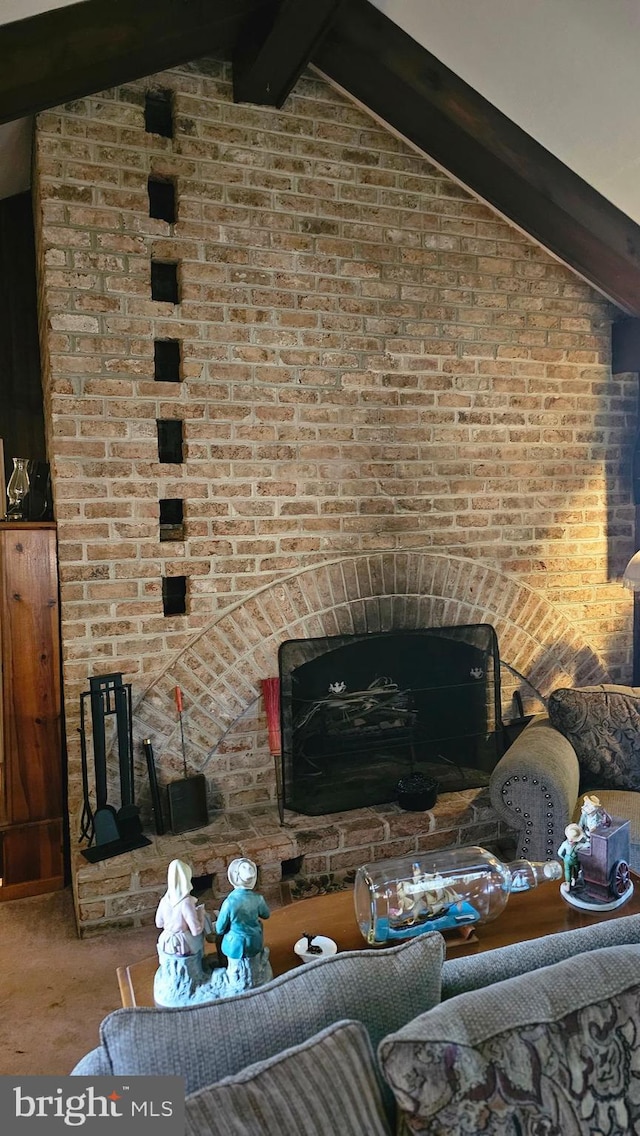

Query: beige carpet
<box><xmin>0</xmin><ymin>888</ymin><xmax>158</xmax><ymax>1075</ymax></box>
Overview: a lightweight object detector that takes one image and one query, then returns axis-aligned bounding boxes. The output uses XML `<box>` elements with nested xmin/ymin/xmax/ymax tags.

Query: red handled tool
<box><xmin>261</xmin><ymin>677</ymin><xmax>284</xmax><ymax>825</ymax></box>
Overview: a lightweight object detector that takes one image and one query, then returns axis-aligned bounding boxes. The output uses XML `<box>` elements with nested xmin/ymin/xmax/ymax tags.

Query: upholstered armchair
<box><xmin>490</xmin><ymin>686</ymin><xmax>640</xmax><ymax>871</ymax></box>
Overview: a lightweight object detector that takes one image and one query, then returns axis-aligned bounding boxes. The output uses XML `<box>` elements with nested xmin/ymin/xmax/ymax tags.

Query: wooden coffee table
<box><xmin>117</xmin><ymin>876</ymin><xmax>640</xmax><ymax>1008</ymax></box>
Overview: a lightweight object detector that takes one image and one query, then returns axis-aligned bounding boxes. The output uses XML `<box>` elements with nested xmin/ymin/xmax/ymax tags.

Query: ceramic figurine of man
<box><xmin>216</xmin><ymin>857</ymin><xmax>271</xmax><ymax>962</ymax></box>
<box><xmin>557</xmin><ymin>822</ymin><xmax>589</xmax><ymax>889</ymax></box>
<box><xmin>580</xmin><ymin>794</ymin><xmax>611</xmax><ymax>836</ymax></box>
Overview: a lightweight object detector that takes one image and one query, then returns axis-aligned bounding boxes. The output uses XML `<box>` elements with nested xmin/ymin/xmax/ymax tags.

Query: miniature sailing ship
<box><xmin>385</xmin><ymin>864</ymin><xmax>478</xmax><ymax>939</ymax></box>
<box><xmin>354</xmin><ymin>848</ymin><xmax>562</xmax><ymax>946</ymax></box>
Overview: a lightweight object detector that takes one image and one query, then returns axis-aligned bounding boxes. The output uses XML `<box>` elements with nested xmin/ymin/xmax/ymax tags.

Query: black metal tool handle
<box><xmin>114</xmin><ymin>681</ymin><xmax>133</xmax><ymax>806</ymax></box>
<box><xmin>143</xmin><ymin>738</ymin><xmax>165</xmax><ymax>835</ymax></box>
<box><xmin>78</xmin><ymin>691</ymin><xmax>94</xmax><ymax>844</ymax></box>
<box><xmin>89</xmin><ymin>682</ymin><xmax>108</xmax><ymax>810</ymax></box>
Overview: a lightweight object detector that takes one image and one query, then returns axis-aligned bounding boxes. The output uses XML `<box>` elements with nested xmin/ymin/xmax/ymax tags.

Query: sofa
<box><xmin>72</xmin><ymin>913</ymin><xmax>640</xmax><ymax>1134</ymax></box>
<box><xmin>490</xmin><ymin>685</ymin><xmax>640</xmax><ymax>869</ymax></box>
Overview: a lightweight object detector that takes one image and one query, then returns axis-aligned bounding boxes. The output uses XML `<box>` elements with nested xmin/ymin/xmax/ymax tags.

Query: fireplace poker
<box><xmin>175</xmin><ymin>685</ymin><xmax>188</xmax><ymax>777</ymax></box>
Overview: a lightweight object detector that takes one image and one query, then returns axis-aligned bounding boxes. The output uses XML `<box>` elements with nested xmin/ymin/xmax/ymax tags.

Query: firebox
<box><xmin>279</xmin><ymin>624</ymin><xmax>504</xmax><ymax>815</ymax></box>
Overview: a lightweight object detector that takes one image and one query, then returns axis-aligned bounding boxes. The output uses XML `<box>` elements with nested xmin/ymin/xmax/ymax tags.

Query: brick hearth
<box><xmin>74</xmin><ymin>787</ymin><xmax>504</xmax><ymax>936</ymax></box>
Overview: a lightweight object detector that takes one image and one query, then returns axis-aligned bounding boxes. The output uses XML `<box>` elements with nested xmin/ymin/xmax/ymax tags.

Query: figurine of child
<box><xmin>216</xmin><ymin>857</ymin><xmax>271</xmax><ymax>960</ymax></box>
<box><xmin>155</xmin><ymin>858</ymin><xmax>211</xmax><ymax>957</ymax></box>
<box><xmin>580</xmin><ymin>794</ymin><xmax>611</xmax><ymax>836</ymax></box>
<box><xmin>557</xmin><ymin>823</ymin><xmax>589</xmax><ymax>889</ymax></box>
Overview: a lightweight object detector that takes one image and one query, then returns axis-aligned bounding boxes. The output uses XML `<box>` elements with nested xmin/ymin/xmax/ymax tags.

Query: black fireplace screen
<box><xmin>279</xmin><ymin>624</ymin><xmax>504</xmax><ymax>815</ymax></box>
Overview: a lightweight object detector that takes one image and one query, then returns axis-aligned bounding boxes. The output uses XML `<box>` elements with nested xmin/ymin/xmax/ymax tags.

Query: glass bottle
<box><xmin>353</xmin><ymin>846</ymin><xmax>563</xmax><ymax>945</ymax></box>
<box><xmin>6</xmin><ymin>457</ymin><xmax>30</xmax><ymax>520</ymax></box>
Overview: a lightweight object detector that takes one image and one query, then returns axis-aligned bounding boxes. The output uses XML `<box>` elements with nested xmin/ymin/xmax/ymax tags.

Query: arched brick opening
<box><xmin>132</xmin><ymin>552</ymin><xmax>610</xmax><ymax>797</ymax></box>
<box><xmin>73</xmin><ymin>551</ymin><xmax>612</xmax><ymax>936</ymax></box>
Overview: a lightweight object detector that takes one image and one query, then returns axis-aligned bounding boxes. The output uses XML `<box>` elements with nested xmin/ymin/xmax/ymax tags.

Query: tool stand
<box><xmin>79</xmin><ymin>672</ymin><xmax>151</xmax><ymax>862</ymax></box>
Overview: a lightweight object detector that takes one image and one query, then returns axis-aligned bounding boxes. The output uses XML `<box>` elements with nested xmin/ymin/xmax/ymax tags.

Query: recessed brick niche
<box><xmin>31</xmin><ymin>58</ymin><xmax>634</xmax><ymax>934</ymax></box>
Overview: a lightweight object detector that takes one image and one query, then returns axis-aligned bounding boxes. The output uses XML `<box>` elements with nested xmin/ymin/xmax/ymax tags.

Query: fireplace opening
<box><xmin>279</xmin><ymin>625</ymin><xmax>504</xmax><ymax>816</ymax></box>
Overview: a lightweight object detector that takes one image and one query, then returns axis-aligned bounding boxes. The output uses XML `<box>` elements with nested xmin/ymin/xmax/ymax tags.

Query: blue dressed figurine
<box><xmin>216</xmin><ymin>857</ymin><xmax>272</xmax><ymax>989</ymax></box>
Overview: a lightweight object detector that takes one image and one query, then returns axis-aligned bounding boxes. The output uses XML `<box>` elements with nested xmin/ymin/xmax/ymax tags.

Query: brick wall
<box><xmin>31</xmin><ymin>59</ymin><xmax>635</xmax><ymax>869</ymax></box>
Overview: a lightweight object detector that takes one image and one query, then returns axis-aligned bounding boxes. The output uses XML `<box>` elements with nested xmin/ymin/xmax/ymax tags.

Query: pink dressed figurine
<box><xmin>155</xmin><ymin>858</ymin><xmax>211</xmax><ymax>957</ymax></box>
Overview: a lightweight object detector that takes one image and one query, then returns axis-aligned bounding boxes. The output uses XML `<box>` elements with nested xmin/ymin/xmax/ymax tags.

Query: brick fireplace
<box><xmin>70</xmin><ymin>551</ymin><xmax>614</xmax><ymax>935</ymax></box>
<box><xmin>30</xmin><ymin>58</ymin><xmax>635</xmax><ymax>933</ymax></box>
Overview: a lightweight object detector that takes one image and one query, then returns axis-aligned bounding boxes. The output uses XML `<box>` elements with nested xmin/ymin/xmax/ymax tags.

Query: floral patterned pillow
<box><xmin>548</xmin><ymin>685</ymin><xmax>640</xmax><ymax>789</ymax></box>
<box><xmin>378</xmin><ymin>944</ymin><xmax>640</xmax><ymax>1136</ymax></box>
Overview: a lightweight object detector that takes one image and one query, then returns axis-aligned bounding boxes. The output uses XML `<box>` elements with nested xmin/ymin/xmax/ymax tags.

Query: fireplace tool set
<box><xmin>79</xmin><ymin>675</ymin><xmax>210</xmax><ymax>861</ymax></box>
<box><xmin>79</xmin><ymin>673</ymin><xmax>151</xmax><ymax>862</ymax></box>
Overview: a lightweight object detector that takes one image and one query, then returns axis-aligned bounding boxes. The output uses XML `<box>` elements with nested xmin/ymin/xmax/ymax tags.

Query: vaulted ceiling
<box><xmin>3</xmin><ymin>0</ymin><xmax>640</xmax><ymax>320</ymax></box>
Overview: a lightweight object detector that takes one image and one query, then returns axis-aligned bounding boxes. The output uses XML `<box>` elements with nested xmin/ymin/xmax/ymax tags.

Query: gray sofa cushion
<box><xmin>379</xmin><ymin>944</ymin><xmax>640</xmax><ymax>1136</ymax></box>
<box><xmin>548</xmin><ymin>684</ymin><xmax>640</xmax><ymax>789</ymax></box>
<box><xmin>100</xmin><ymin>933</ymin><xmax>444</xmax><ymax>1093</ymax></box>
<box><xmin>185</xmin><ymin>1020</ymin><xmax>392</xmax><ymax>1136</ymax></box>
<box><xmin>69</xmin><ymin>1046</ymin><xmax>112</xmax><ymax>1076</ymax></box>
<box><xmin>441</xmin><ymin>910</ymin><xmax>640</xmax><ymax>999</ymax></box>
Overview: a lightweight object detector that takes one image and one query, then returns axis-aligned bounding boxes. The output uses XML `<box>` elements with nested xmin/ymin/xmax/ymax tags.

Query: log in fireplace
<box><xmin>279</xmin><ymin>624</ymin><xmax>505</xmax><ymax>815</ymax></box>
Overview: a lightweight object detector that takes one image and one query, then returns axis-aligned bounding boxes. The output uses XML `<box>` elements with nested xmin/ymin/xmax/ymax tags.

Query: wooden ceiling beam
<box><xmin>0</xmin><ymin>0</ymin><xmax>272</xmax><ymax>126</ymax></box>
<box><xmin>314</xmin><ymin>0</ymin><xmax>640</xmax><ymax>316</ymax></box>
<box><xmin>233</xmin><ymin>0</ymin><xmax>345</xmax><ymax>108</ymax></box>
<box><xmin>2</xmin><ymin>0</ymin><xmax>640</xmax><ymax>316</ymax></box>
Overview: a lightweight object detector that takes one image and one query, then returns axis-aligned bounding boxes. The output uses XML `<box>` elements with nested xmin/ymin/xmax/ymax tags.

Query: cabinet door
<box><xmin>0</xmin><ymin>819</ymin><xmax>64</xmax><ymax>898</ymax></box>
<box><xmin>0</xmin><ymin>528</ymin><xmax>62</xmax><ymax>824</ymax></box>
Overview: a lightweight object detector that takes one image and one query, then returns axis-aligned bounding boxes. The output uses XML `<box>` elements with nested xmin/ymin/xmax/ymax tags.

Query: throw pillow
<box><xmin>185</xmin><ymin>1020</ymin><xmax>392</xmax><ymax>1136</ymax></box>
<box><xmin>379</xmin><ymin>943</ymin><xmax>640</xmax><ymax>1136</ymax></box>
<box><xmin>101</xmin><ymin>932</ymin><xmax>444</xmax><ymax>1093</ymax></box>
<box><xmin>548</xmin><ymin>684</ymin><xmax>640</xmax><ymax>789</ymax></box>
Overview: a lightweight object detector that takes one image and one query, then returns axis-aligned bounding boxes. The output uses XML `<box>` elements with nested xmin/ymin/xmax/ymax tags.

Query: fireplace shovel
<box><xmin>167</xmin><ymin>686</ymin><xmax>209</xmax><ymax>834</ymax></box>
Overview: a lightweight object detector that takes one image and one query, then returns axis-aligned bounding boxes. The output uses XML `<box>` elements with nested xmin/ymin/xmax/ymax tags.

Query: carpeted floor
<box><xmin>0</xmin><ymin>888</ymin><xmax>158</xmax><ymax>1075</ymax></box>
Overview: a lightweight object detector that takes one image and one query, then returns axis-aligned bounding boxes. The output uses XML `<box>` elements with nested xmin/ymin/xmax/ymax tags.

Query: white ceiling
<box><xmin>372</xmin><ymin>0</ymin><xmax>640</xmax><ymax>225</ymax></box>
<box><xmin>0</xmin><ymin>0</ymin><xmax>78</xmax><ymax>22</ymax></box>
<box><xmin>3</xmin><ymin>0</ymin><xmax>640</xmax><ymax>227</ymax></box>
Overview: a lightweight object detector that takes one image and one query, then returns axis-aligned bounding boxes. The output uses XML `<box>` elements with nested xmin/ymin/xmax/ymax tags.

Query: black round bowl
<box><xmin>396</xmin><ymin>773</ymin><xmax>439</xmax><ymax>812</ymax></box>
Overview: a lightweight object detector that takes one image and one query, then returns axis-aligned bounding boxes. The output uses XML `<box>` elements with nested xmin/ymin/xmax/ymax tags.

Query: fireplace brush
<box><xmin>261</xmin><ymin>677</ymin><xmax>284</xmax><ymax>825</ymax></box>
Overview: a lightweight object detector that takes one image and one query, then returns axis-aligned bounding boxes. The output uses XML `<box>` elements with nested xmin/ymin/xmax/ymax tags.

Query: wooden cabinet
<box><xmin>0</xmin><ymin>523</ymin><xmax>65</xmax><ymax>899</ymax></box>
